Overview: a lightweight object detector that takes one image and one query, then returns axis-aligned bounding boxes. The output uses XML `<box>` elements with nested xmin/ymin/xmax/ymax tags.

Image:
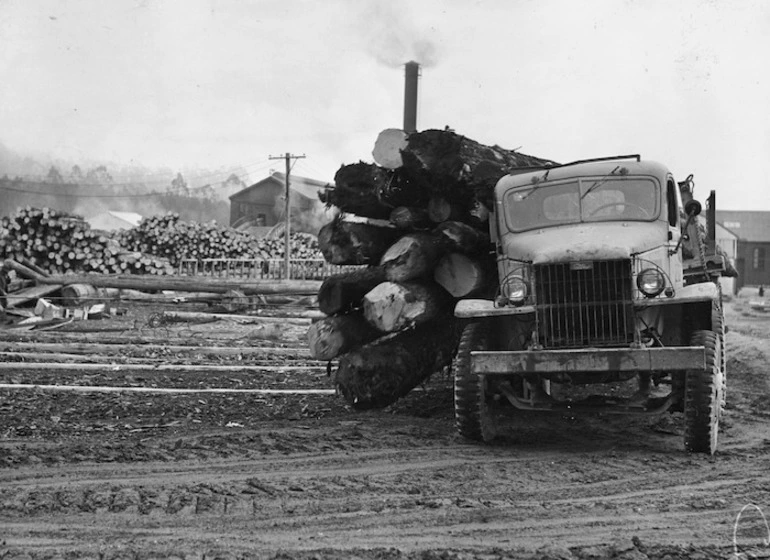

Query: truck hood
<box><xmin>500</xmin><ymin>222</ymin><xmax>666</xmax><ymax>264</ymax></box>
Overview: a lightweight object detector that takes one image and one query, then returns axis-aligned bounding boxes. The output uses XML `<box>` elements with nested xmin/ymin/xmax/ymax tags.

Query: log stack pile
<box><xmin>0</xmin><ymin>207</ymin><xmax>175</xmax><ymax>275</ymax></box>
<box><xmin>118</xmin><ymin>213</ymin><xmax>323</xmax><ymax>267</ymax></box>
<box><xmin>0</xmin><ymin>208</ymin><xmax>326</xmax><ymax>276</ymax></box>
<box><xmin>308</xmin><ymin>128</ymin><xmax>555</xmax><ymax>409</ymax></box>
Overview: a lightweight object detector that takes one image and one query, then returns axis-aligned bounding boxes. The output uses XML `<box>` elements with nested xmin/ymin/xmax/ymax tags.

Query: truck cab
<box><xmin>453</xmin><ymin>155</ymin><xmax>725</xmax><ymax>454</ymax></box>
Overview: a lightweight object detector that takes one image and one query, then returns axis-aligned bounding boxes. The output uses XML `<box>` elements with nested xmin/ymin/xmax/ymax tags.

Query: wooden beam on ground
<box><xmin>34</xmin><ymin>273</ymin><xmax>322</xmax><ymax>295</ymax></box>
<box><xmin>0</xmin><ymin>383</ymin><xmax>336</xmax><ymax>395</ymax></box>
<box><xmin>159</xmin><ymin>310</ymin><xmax>314</xmax><ymax>324</ymax></box>
<box><xmin>5</xmin><ymin>284</ymin><xmax>62</xmax><ymax>308</ymax></box>
<box><xmin>0</xmin><ymin>363</ymin><xmax>328</xmax><ymax>373</ymax></box>
<box><xmin>0</xmin><ymin>341</ymin><xmax>312</xmax><ymax>357</ymax></box>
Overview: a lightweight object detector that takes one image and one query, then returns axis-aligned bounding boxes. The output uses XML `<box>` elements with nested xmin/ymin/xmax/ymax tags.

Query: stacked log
<box><xmin>118</xmin><ymin>213</ymin><xmax>323</xmax><ymax>267</ymax></box>
<box><xmin>0</xmin><ymin>208</ymin><xmax>325</xmax><ymax>276</ymax></box>
<box><xmin>0</xmin><ymin>207</ymin><xmax>174</xmax><ymax>275</ymax></box>
<box><xmin>309</xmin><ymin>128</ymin><xmax>555</xmax><ymax>409</ymax></box>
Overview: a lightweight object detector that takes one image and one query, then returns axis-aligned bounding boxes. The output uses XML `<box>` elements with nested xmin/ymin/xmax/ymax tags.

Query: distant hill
<box><xmin>0</xmin><ymin>141</ymin><xmax>250</xmax><ymax>225</ymax></box>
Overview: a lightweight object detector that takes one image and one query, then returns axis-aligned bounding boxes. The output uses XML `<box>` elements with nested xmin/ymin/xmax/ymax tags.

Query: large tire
<box><xmin>453</xmin><ymin>321</ymin><xmax>493</xmax><ymax>442</ymax></box>
<box><xmin>684</xmin><ymin>330</ymin><xmax>722</xmax><ymax>454</ymax></box>
<box><xmin>712</xmin><ymin>301</ymin><xmax>726</xmax><ymax>414</ymax></box>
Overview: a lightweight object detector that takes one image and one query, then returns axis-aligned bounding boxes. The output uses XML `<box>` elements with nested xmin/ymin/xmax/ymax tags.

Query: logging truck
<box><xmin>453</xmin><ymin>155</ymin><xmax>726</xmax><ymax>454</ymax></box>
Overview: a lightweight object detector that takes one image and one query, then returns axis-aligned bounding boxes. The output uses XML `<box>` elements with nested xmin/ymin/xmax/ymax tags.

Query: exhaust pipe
<box><xmin>403</xmin><ymin>61</ymin><xmax>420</xmax><ymax>133</ymax></box>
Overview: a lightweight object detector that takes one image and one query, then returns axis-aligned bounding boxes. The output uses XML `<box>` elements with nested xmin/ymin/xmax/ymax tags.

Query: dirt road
<box><xmin>1</xmin><ymin>297</ymin><xmax>770</xmax><ymax>559</ymax></box>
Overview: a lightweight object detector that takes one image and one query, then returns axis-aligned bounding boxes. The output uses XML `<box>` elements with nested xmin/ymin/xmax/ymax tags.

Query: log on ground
<box><xmin>335</xmin><ymin>318</ymin><xmax>462</xmax><ymax>410</ymax></box>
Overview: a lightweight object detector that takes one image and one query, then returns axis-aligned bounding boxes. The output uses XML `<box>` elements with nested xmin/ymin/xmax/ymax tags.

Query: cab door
<box><xmin>666</xmin><ymin>176</ymin><xmax>685</xmax><ymax>288</ymax></box>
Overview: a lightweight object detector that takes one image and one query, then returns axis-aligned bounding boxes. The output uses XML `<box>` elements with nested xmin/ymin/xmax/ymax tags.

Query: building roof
<box><xmin>716</xmin><ymin>210</ymin><xmax>770</xmax><ymax>242</ymax></box>
<box><xmin>229</xmin><ymin>171</ymin><xmax>330</xmax><ymax>202</ymax></box>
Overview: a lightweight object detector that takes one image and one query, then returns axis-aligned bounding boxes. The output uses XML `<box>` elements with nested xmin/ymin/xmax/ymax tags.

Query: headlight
<box><xmin>637</xmin><ymin>268</ymin><xmax>665</xmax><ymax>297</ymax></box>
<box><xmin>501</xmin><ymin>275</ymin><xmax>529</xmax><ymax>306</ymax></box>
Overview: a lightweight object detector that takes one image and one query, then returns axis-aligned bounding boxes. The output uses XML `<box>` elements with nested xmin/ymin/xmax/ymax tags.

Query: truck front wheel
<box><xmin>453</xmin><ymin>321</ymin><xmax>493</xmax><ymax>442</ymax></box>
<box><xmin>683</xmin><ymin>330</ymin><xmax>722</xmax><ymax>454</ymax></box>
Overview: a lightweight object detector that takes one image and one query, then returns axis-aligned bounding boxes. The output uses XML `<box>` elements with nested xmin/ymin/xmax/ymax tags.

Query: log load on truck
<box><xmin>454</xmin><ymin>155</ymin><xmax>728</xmax><ymax>454</ymax></box>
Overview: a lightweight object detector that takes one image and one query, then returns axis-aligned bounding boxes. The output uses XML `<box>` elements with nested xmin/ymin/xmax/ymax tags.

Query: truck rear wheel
<box><xmin>453</xmin><ymin>321</ymin><xmax>493</xmax><ymax>442</ymax></box>
<box><xmin>684</xmin><ymin>330</ymin><xmax>722</xmax><ymax>454</ymax></box>
<box><xmin>712</xmin><ymin>301</ymin><xmax>726</xmax><ymax>414</ymax></box>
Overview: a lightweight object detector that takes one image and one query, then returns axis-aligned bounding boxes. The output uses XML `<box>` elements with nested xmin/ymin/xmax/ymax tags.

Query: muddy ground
<box><xmin>1</xmin><ymin>293</ymin><xmax>770</xmax><ymax>560</ymax></box>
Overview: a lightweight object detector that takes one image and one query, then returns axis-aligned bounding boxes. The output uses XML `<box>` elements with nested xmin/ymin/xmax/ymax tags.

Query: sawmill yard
<box><xmin>1</xmin><ymin>292</ymin><xmax>770</xmax><ymax>560</ymax></box>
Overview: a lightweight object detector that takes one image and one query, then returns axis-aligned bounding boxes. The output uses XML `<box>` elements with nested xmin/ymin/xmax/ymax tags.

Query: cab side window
<box><xmin>666</xmin><ymin>179</ymin><xmax>679</xmax><ymax>226</ymax></box>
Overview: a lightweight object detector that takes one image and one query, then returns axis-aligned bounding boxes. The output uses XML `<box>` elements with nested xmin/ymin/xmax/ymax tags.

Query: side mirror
<box><xmin>684</xmin><ymin>199</ymin><xmax>702</xmax><ymax>217</ymax></box>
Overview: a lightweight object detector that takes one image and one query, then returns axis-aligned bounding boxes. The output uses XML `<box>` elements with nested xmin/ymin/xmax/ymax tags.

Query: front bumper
<box><xmin>471</xmin><ymin>347</ymin><xmax>705</xmax><ymax>375</ymax></box>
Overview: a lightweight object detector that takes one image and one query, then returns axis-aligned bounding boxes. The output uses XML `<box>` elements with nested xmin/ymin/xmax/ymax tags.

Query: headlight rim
<box><xmin>637</xmin><ymin>267</ymin><xmax>666</xmax><ymax>298</ymax></box>
<box><xmin>501</xmin><ymin>275</ymin><xmax>530</xmax><ymax>306</ymax></box>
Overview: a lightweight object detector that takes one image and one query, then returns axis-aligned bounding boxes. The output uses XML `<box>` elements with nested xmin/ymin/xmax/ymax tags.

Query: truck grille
<box><xmin>534</xmin><ymin>260</ymin><xmax>633</xmax><ymax>349</ymax></box>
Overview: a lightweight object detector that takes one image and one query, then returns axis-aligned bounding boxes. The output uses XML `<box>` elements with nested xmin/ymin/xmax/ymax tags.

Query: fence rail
<box><xmin>177</xmin><ymin>258</ymin><xmax>362</xmax><ymax>281</ymax></box>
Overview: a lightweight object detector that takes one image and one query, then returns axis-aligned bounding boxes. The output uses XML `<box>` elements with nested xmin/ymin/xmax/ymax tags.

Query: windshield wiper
<box><xmin>518</xmin><ymin>169</ymin><xmax>550</xmax><ymax>200</ymax></box>
<box><xmin>580</xmin><ymin>165</ymin><xmax>620</xmax><ymax>199</ymax></box>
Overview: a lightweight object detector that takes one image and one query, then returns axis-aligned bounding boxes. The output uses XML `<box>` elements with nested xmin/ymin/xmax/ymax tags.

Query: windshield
<box><xmin>503</xmin><ymin>177</ymin><xmax>660</xmax><ymax>232</ymax></box>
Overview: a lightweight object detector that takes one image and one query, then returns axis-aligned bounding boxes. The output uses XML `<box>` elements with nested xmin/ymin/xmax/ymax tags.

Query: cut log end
<box><xmin>372</xmin><ymin>128</ymin><xmax>408</xmax><ymax>169</ymax></box>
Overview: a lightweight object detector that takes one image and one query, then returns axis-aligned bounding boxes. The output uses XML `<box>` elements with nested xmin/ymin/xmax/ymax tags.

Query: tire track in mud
<box><xmin>2</xmin><ymin>302</ymin><xmax>770</xmax><ymax>558</ymax></box>
<box><xmin>2</xmin><ymin>436</ymin><xmax>768</xmax><ymax>554</ymax></box>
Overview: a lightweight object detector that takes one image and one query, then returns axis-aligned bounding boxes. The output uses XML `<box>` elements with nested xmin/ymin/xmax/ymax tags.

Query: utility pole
<box><xmin>269</xmin><ymin>152</ymin><xmax>306</xmax><ymax>279</ymax></box>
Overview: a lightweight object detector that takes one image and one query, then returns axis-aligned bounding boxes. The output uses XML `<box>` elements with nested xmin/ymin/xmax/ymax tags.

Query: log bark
<box><xmin>317</xmin><ymin>216</ymin><xmax>401</xmax><ymax>265</ymax></box>
<box><xmin>362</xmin><ymin>281</ymin><xmax>453</xmax><ymax>333</ymax></box>
<box><xmin>306</xmin><ymin>312</ymin><xmax>381</xmax><ymax>360</ymax></box>
<box><xmin>334</xmin><ymin>318</ymin><xmax>462</xmax><ymax>410</ymax></box>
<box><xmin>320</xmin><ymin>162</ymin><xmax>433</xmax><ymax>219</ymax></box>
<box><xmin>433</xmin><ymin>253</ymin><xmax>489</xmax><ymax>298</ymax></box>
<box><xmin>389</xmin><ymin>206</ymin><xmax>431</xmax><ymax>230</ymax></box>
<box><xmin>433</xmin><ymin>221</ymin><xmax>491</xmax><ymax>256</ymax></box>
<box><xmin>318</xmin><ymin>163</ymin><xmax>394</xmax><ymax>219</ymax></box>
<box><xmin>379</xmin><ymin>232</ymin><xmax>447</xmax><ymax>282</ymax></box>
<box><xmin>427</xmin><ymin>196</ymin><xmax>466</xmax><ymax>224</ymax></box>
<box><xmin>317</xmin><ymin>266</ymin><xmax>387</xmax><ymax>315</ymax></box>
<box><xmin>401</xmin><ymin>128</ymin><xmax>557</xmax><ymax>206</ymax></box>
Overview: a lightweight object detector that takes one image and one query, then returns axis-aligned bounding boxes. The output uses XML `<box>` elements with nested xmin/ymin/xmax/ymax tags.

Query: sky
<box><xmin>0</xmin><ymin>0</ymin><xmax>768</xmax><ymax>210</ymax></box>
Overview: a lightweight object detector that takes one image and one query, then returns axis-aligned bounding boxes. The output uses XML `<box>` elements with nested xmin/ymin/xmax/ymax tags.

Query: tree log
<box><xmin>433</xmin><ymin>221</ymin><xmax>491</xmax><ymax>256</ymax></box>
<box><xmin>401</xmin><ymin>128</ymin><xmax>557</xmax><ymax>206</ymax></box>
<box><xmin>380</xmin><ymin>232</ymin><xmax>447</xmax><ymax>282</ymax></box>
<box><xmin>334</xmin><ymin>318</ymin><xmax>462</xmax><ymax>410</ymax></box>
<box><xmin>317</xmin><ymin>163</ymin><xmax>393</xmax><ymax>219</ymax></box>
<box><xmin>317</xmin><ymin>266</ymin><xmax>387</xmax><ymax>315</ymax></box>
<box><xmin>362</xmin><ymin>281</ymin><xmax>453</xmax><ymax>333</ymax></box>
<box><xmin>372</xmin><ymin>128</ymin><xmax>408</xmax><ymax>169</ymax></box>
<box><xmin>434</xmin><ymin>253</ymin><xmax>490</xmax><ymax>298</ymax></box>
<box><xmin>306</xmin><ymin>312</ymin><xmax>381</xmax><ymax>360</ymax></box>
<box><xmin>317</xmin><ymin>216</ymin><xmax>401</xmax><ymax>265</ymax></box>
<box><xmin>427</xmin><ymin>196</ymin><xmax>466</xmax><ymax>224</ymax></box>
<box><xmin>389</xmin><ymin>206</ymin><xmax>431</xmax><ymax>230</ymax></box>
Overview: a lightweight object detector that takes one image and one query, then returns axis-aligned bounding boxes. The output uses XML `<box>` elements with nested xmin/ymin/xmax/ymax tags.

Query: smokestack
<box><xmin>403</xmin><ymin>61</ymin><xmax>420</xmax><ymax>133</ymax></box>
